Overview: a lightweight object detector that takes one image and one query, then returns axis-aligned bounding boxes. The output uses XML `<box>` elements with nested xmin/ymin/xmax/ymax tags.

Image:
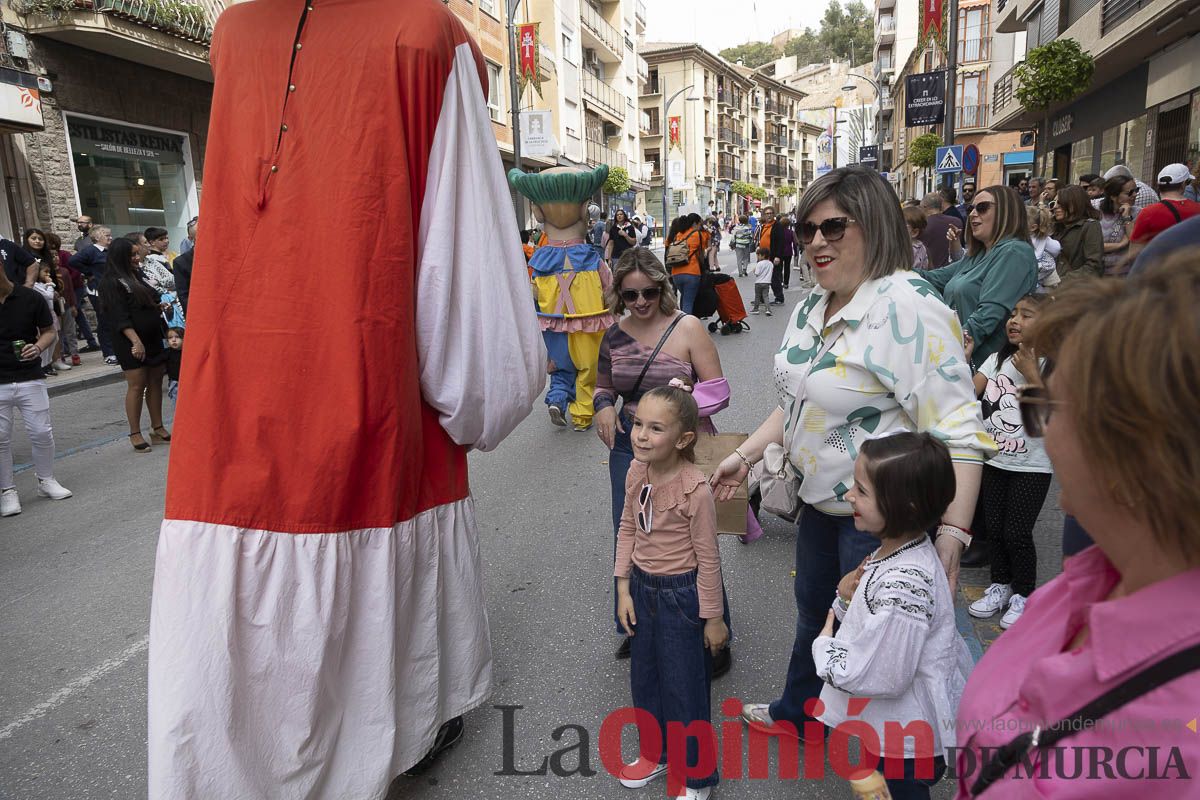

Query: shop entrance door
<box><xmin>1154</xmin><ymin>103</ymin><xmax>1190</xmax><ymax>174</ymax></box>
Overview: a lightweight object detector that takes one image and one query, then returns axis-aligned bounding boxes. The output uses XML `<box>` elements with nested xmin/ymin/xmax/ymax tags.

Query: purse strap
<box><xmin>783</xmin><ymin>320</ymin><xmax>846</xmax><ymax>449</ymax></box>
<box><xmin>629</xmin><ymin>314</ymin><xmax>686</xmax><ymax>400</ymax></box>
<box><xmin>971</xmin><ymin>640</ymin><xmax>1200</xmax><ymax>795</ymax></box>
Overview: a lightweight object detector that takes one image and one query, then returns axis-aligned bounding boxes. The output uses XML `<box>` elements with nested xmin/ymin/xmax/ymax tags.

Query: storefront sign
<box><xmin>905</xmin><ymin>71</ymin><xmax>945</xmax><ymax>127</ymax></box>
<box><xmin>0</xmin><ymin>70</ymin><xmax>43</xmax><ymax>133</ymax></box>
<box><xmin>1051</xmin><ymin>113</ymin><xmax>1073</xmax><ymax>138</ymax></box>
<box><xmin>1044</xmin><ymin>64</ymin><xmax>1149</xmax><ymax>152</ymax></box>
<box><xmin>67</xmin><ymin>117</ymin><xmax>186</xmax><ymax>164</ymax></box>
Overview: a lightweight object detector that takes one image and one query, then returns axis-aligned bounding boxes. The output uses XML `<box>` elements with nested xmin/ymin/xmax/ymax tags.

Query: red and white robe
<box><xmin>147</xmin><ymin>1</ymin><xmax>545</xmax><ymax>797</ymax></box>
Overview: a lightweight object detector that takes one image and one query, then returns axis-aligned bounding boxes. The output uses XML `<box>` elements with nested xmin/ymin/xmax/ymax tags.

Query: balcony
<box><xmin>582</xmin><ymin>73</ymin><xmax>625</xmax><ymax>123</ymax></box>
<box><xmin>876</xmin><ymin>17</ymin><xmax>896</xmax><ymax>42</ymax></box>
<box><xmin>635</xmin><ymin>0</ymin><xmax>646</xmax><ymax>24</ymax></box>
<box><xmin>718</xmin><ymin>126</ymin><xmax>735</xmax><ymax>143</ymax></box>
<box><xmin>957</xmin><ymin>36</ymin><xmax>991</xmax><ymax>63</ymax></box>
<box><xmin>734</xmin><ymin>132</ymin><xmax>746</xmax><ymax>148</ymax></box>
<box><xmin>765</xmin><ymin>163</ymin><xmax>786</xmax><ymax>178</ymax></box>
<box><xmin>704</xmin><ymin>124</ymin><xmax>714</xmax><ymax>139</ymax></box>
<box><xmin>956</xmin><ymin>104</ymin><xmax>990</xmax><ymax>130</ymax></box>
<box><xmin>642</xmin><ymin>76</ymin><xmax>660</xmax><ymax>96</ymax></box>
<box><xmin>764</xmin><ymin>98</ymin><xmax>784</xmax><ymax>118</ymax></box>
<box><xmin>717</xmin><ymin>87</ymin><xmax>730</xmax><ymax>107</ymax></box>
<box><xmin>580</xmin><ymin>3</ymin><xmax>623</xmax><ymax>62</ymax></box>
<box><xmin>585</xmin><ymin>139</ymin><xmax>629</xmax><ymax>171</ymax></box>
<box><xmin>877</xmin><ymin>0</ymin><xmax>895</xmax><ymax>9</ymax></box>
<box><xmin>636</xmin><ymin>55</ymin><xmax>648</xmax><ymax>82</ymax></box>
<box><xmin>765</xmin><ymin>131</ymin><xmax>785</xmax><ymax>147</ymax></box>
<box><xmin>639</xmin><ymin>110</ymin><xmax>652</xmax><ymax>135</ymax></box>
<box><xmin>12</xmin><ymin>0</ymin><xmax>219</xmax><ymax>80</ymax></box>
<box><xmin>718</xmin><ymin>165</ymin><xmax>742</xmax><ymax>181</ymax></box>
<box><xmin>991</xmin><ymin>63</ymin><xmax>1023</xmax><ymax>127</ymax></box>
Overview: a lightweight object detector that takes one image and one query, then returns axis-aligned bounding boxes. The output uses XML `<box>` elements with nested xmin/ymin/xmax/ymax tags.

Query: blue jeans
<box><xmin>672</xmin><ymin>273</ymin><xmax>700</xmax><ymax>315</ymax></box>
<box><xmin>867</xmin><ymin>752</ymin><xmax>947</xmax><ymax>800</ymax></box>
<box><xmin>609</xmin><ymin>409</ymin><xmax>732</xmax><ymax>637</ymax></box>
<box><xmin>85</xmin><ymin>290</ymin><xmax>113</xmax><ymax>358</ymax></box>
<box><xmin>542</xmin><ymin>330</ymin><xmax>574</xmax><ymax>412</ymax></box>
<box><xmin>629</xmin><ymin>566</ymin><xmax>718</xmax><ymax>790</ymax></box>
<box><xmin>73</xmin><ymin>286</ymin><xmax>99</xmax><ymax>349</ymax></box>
<box><xmin>769</xmin><ymin>505</ymin><xmax>879</xmax><ymax>727</ymax></box>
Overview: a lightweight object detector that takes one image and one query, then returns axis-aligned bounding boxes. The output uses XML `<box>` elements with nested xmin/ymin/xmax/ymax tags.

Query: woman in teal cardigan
<box><xmin>918</xmin><ymin>185</ymin><xmax>1038</xmax><ymax>369</ymax></box>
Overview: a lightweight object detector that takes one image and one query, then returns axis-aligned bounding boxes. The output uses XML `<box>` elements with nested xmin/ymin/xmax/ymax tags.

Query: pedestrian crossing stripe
<box><xmin>938</xmin><ymin>149</ymin><xmax>962</xmax><ymax>172</ymax></box>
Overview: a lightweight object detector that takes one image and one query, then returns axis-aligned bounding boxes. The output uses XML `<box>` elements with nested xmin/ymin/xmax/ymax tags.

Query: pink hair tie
<box><xmin>668</xmin><ymin>378</ymin><xmax>693</xmax><ymax>392</ymax></box>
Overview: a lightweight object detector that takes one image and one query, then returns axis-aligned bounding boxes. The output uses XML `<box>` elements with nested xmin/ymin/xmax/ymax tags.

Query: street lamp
<box><xmin>506</xmin><ymin>0</ymin><xmax>526</xmax><ymax>223</ymax></box>
<box><xmin>660</xmin><ymin>84</ymin><xmax>699</xmax><ymax>238</ymax></box>
<box><xmin>842</xmin><ymin>72</ymin><xmax>884</xmax><ymax>161</ymax></box>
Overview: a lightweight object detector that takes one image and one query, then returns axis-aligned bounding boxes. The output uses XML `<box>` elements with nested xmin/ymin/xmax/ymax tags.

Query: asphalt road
<box><xmin>0</xmin><ymin>268</ymin><xmax>1065</xmax><ymax>800</ymax></box>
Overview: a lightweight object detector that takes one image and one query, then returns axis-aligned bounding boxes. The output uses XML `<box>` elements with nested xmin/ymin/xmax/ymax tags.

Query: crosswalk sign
<box><xmin>936</xmin><ymin>145</ymin><xmax>964</xmax><ymax>174</ymax></box>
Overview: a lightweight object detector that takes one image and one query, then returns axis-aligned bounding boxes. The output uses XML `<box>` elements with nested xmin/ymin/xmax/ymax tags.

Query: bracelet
<box><xmin>733</xmin><ymin>448</ymin><xmax>754</xmax><ymax>470</ymax></box>
<box><xmin>937</xmin><ymin>523</ymin><xmax>973</xmax><ymax>550</ymax></box>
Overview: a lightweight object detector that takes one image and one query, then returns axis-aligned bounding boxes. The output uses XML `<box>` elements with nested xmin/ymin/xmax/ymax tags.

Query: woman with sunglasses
<box><xmin>710</xmin><ymin>166</ymin><xmax>994</xmax><ymax>741</ymax></box>
<box><xmin>918</xmin><ymin>185</ymin><xmax>1039</xmax><ymax>370</ymax></box>
<box><xmin>954</xmin><ymin>251</ymin><xmax>1200</xmax><ymax>798</ymax></box>
<box><xmin>594</xmin><ymin>247</ymin><xmax>733</xmax><ymax>671</ymax></box>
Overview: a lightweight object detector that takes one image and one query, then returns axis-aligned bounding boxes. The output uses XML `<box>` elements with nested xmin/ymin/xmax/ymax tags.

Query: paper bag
<box><xmin>693</xmin><ymin>432</ymin><xmax>749</xmax><ymax>535</ymax></box>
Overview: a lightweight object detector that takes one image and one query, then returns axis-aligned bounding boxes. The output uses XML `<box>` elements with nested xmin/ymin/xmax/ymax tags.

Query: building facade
<box><xmin>990</xmin><ymin>0</ymin><xmax>1200</xmax><ymax>185</ymax></box>
<box><xmin>0</xmin><ymin>0</ymin><xmax>224</xmax><ymax>245</ymax></box>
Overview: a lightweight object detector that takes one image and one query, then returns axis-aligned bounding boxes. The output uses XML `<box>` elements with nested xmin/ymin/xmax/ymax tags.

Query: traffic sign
<box><xmin>962</xmin><ymin>144</ymin><xmax>980</xmax><ymax>176</ymax></box>
<box><xmin>936</xmin><ymin>145</ymin><xmax>963</xmax><ymax>174</ymax></box>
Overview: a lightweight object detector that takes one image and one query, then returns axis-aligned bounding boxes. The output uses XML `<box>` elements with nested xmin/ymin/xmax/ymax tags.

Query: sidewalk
<box><xmin>43</xmin><ymin>349</ymin><xmax>125</xmax><ymax>397</ymax></box>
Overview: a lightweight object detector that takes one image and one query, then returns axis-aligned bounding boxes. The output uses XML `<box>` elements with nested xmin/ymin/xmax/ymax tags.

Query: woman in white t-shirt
<box><xmin>965</xmin><ymin>293</ymin><xmax>1053</xmax><ymax>629</ymax></box>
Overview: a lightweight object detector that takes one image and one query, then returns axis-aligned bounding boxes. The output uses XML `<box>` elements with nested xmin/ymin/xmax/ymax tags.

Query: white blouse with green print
<box><xmin>774</xmin><ymin>272</ymin><xmax>997</xmax><ymax>516</ymax></box>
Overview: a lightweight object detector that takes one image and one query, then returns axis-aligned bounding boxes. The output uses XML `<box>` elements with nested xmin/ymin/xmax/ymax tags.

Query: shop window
<box><xmin>1070</xmin><ymin>137</ymin><xmax>1093</xmax><ymax>183</ymax></box>
<box><xmin>67</xmin><ymin>115</ymin><xmax>196</xmax><ymax>248</ymax></box>
<box><xmin>1189</xmin><ymin>92</ymin><xmax>1200</xmax><ymax>169</ymax></box>
<box><xmin>1099</xmin><ymin>124</ymin><xmax>1122</xmax><ymax>174</ymax></box>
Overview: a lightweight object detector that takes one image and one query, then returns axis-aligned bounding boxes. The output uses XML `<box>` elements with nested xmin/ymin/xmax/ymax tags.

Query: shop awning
<box><xmin>0</xmin><ymin>69</ymin><xmax>44</xmax><ymax>134</ymax></box>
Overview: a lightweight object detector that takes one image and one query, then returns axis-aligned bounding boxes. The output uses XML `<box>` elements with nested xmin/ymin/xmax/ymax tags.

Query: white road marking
<box><xmin>0</xmin><ymin>635</ymin><xmax>149</xmax><ymax>741</ymax></box>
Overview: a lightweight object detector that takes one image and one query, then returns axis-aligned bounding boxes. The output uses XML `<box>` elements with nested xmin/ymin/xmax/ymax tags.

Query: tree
<box><xmin>1014</xmin><ymin>39</ymin><xmax>1095</xmax><ymax>166</ymax></box>
<box><xmin>603</xmin><ymin>166</ymin><xmax>631</xmax><ymax>197</ymax></box>
<box><xmin>778</xmin><ymin>186</ymin><xmax>798</xmax><ymax>197</ymax></box>
<box><xmin>783</xmin><ymin>29</ymin><xmax>822</xmax><ymax>64</ymax></box>
<box><xmin>718</xmin><ymin>41</ymin><xmax>780</xmax><ymax>68</ymax></box>
<box><xmin>818</xmin><ymin>1</ymin><xmax>873</xmax><ymax>64</ymax></box>
<box><xmin>909</xmin><ymin>134</ymin><xmax>941</xmax><ymax>170</ymax></box>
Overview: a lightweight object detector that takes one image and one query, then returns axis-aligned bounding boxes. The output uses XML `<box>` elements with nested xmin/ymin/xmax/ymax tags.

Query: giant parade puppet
<box><xmin>146</xmin><ymin>1</ymin><xmax>546</xmax><ymax>797</ymax></box>
<box><xmin>509</xmin><ymin>166</ymin><xmax>618</xmax><ymax>432</ymax></box>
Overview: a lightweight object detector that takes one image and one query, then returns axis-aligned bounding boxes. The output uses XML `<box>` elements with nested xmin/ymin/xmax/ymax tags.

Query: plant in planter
<box><xmin>1014</xmin><ymin>39</ymin><xmax>1095</xmax><ymax>163</ymax></box>
<box><xmin>602</xmin><ymin>166</ymin><xmax>631</xmax><ymax>197</ymax></box>
<box><xmin>909</xmin><ymin>133</ymin><xmax>941</xmax><ymax>170</ymax></box>
<box><xmin>8</xmin><ymin>0</ymin><xmax>79</xmax><ymax>20</ymax></box>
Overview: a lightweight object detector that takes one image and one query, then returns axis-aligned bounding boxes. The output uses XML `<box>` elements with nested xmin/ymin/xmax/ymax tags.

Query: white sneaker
<box><xmin>1000</xmin><ymin>594</ymin><xmax>1027</xmax><ymax>629</ymax></box>
<box><xmin>618</xmin><ymin>758</ymin><xmax>668</xmax><ymax>788</ymax></box>
<box><xmin>677</xmin><ymin>788</ymin><xmax>711</xmax><ymax>799</ymax></box>
<box><xmin>37</xmin><ymin>477</ymin><xmax>73</xmax><ymax>500</ymax></box>
<box><xmin>53</xmin><ymin>360</ymin><xmax>71</xmax><ymax>371</ymax></box>
<box><xmin>1</xmin><ymin>487</ymin><xmax>20</xmax><ymax>516</ymax></box>
<box><xmin>968</xmin><ymin>583</ymin><xmax>1013</xmax><ymax>618</ymax></box>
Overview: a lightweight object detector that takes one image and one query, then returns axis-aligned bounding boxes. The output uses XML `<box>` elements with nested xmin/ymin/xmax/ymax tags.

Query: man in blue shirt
<box><xmin>68</xmin><ymin>227</ymin><xmax>116</xmax><ymax>362</ymax></box>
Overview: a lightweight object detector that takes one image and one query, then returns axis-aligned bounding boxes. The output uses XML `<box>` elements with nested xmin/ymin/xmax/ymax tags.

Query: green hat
<box><xmin>507</xmin><ymin>165</ymin><xmax>609</xmax><ymax>205</ymax></box>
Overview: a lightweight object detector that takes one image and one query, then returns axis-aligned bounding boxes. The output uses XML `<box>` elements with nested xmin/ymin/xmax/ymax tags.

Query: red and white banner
<box><xmin>516</xmin><ymin>22</ymin><xmax>543</xmax><ymax>98</ymax></box>
<box><xmin>921</xmin><ymin>0</ymin><xmax>944</xmax><ymax>40</ymax></box>
<box><xmin>668</xmin><ymin>116</ymin><xmax>681</xmax><ymax>150</ymax></box>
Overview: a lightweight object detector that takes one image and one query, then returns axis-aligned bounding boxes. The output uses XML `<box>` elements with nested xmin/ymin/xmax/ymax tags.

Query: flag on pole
<box><xmin>516</xmin><ymin>22</ymin><xmax>544</xmax><ymax>98</ymax></box>
<box><xmin>668</xmin><ymin>116</ymin><xmax>681</xmax><ymax>150</ymax></box>
<box><xmin>921</xmin><ymin>0</ymin><xmax>944</xmax><ymax>39</ymax></box>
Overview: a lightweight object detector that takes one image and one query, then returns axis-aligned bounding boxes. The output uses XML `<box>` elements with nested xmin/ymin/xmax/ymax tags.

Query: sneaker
<box><xmin>0</xmin><ymin>488</ymin><xmax>20</xmax><ymax>516</ymax></box>
<box><xmin>1000</xmin><ymin>594</ymin><xmax>1027</xmax><ymax>629</ymax></box>
<box><xmin>741</xmin><ymin>703</ymin><xmax>799</xmax><ymax>739</ymax></box>
<box><xmin>80</xmin><ymin>344</ymin><xmax>100</xmax><ymax>353</ymax></box>
<box><xmin>968</xmin><ymin>583</ymin><xmax>1013</xmax><ymax>618</ymax></box>
<box><xmin>750</xmin><ymin>308</ymin><xmax>761</xmax><ymax>314</ymax></box>
<box><xmin>37</xmin><ymin>477</ymin><xmax>72</xmax><ymax>500</ymax></box>
<box><xmin>547</xmin><ymin>404</ymin><xmax>567</xmax><ymax>427</ymax></box>
<box><xmin>70</xmin><ymin>355</ymin><xmax>82</xmax><ymax>366</ymax></box>
<box><xmin>43</xmin><ymin>366</ymin><xmax>57</xmax><ymax>377</ymax></box>
<box><xmin>104</xmin><ymin>356</ymin><xmax>119</xmax><ymax>366</ymax></box>
<box><xmin>618</xmin><ymin>758</ymin><xmax>669</xmax><ymax>788</ymax></box>
<box><xmin>53</xmin><ymin>360</ymin><xmax>71</xmax><ymax>371</ymax></box>
<box><xmin>765</xmin><ymin>309</ymin><xmax>773</xmax><ymax>316</ymax></box>
<box><xmin>572</xmin><ymin>420</ymin><xmax>593</xmax><ymax>432</ymax></box>
<box><xmin>680</xmin><ymin>788</ymin><xmax>711</xmax><ymax>799</ymax></box>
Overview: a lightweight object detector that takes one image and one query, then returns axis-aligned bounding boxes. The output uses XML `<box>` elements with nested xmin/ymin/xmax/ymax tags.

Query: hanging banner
<box><xmin>520</xmin><ymin>110</ymin><xmax>555</xmax><ymax>157</ymax></box>
<box><xmin>668</xmin><ymin>115</ymin><xmax>681</xmax><ymax>150</ymax></box>
<box><xmin>667</xmin><ymin>159</ymin><xmax>686</xmax><ymax>189</ymax></box>
<box><xmin>905</xmin><ymin>70</ymin><xmax>946</xmax><ymax>128</ymax></box>
<box><xmin>815</xmin><ymin>132</ymin><xmax>834</xmax><ymax>176</ymax></box>
<box><xmin>516</xmin><ymin>22</ymin><xmax>544</xmax><ymax>98</ymax></box>
<box><xmin>921</xmin><ymin>0</ymin><xmax>944</xmax><ymax>40</ymax></box>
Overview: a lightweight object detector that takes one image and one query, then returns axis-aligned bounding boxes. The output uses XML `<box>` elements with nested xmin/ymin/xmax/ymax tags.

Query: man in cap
<box><xmin>1128</xmin><ymin>163</ymin><xmax>1200</xmax><ymax>261</ymax></box>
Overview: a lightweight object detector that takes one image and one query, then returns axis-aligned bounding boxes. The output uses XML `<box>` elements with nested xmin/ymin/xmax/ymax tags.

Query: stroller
<box><xmin>693</xmin><ymin>272</ymin><xmax>749</xmax><ymax>335</ymax></box>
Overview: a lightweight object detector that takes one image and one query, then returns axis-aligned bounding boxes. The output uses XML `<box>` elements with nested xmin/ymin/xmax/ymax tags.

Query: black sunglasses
<box><xmin>620</xmin><ymin>287</ymin><xmax>662</xmax><ymax>304</ymax></box>
<box><xmin>1017</xmin><ymin>386</ymin><xmax>1068</xmax><ymax>438</ymax></box>
<box><xmin>799</xmin><ymin>216</ymin><xmax>857</xmax><ymax>244</ymax></box>
<box><xmin>971</xmin><ymin>200</ymin><xmax>995</xmax><ymax>216</ymax></box>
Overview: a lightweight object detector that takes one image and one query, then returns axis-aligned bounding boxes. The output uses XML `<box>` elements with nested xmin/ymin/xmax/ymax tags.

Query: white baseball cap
<box><xmin>1157</xmin><ymin>163</ymin><xmax>1195</xmax><ymax>187</ymax></box>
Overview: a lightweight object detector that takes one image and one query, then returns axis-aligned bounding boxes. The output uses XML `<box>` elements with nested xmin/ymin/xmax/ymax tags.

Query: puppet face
<box><xmin>533</xmin><ymin>200</ymin><xmax>592</xmax><ymax>231</ymax></box>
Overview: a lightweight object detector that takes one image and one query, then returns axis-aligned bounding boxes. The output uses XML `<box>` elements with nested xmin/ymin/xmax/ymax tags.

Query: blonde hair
<box><xmin>1029</xmin><ymin>249</ymin><xmax>1200</xmax><ymax>558</ymax></box>
<box><xmin>606</xmin><ymin>247</ymin><xmax>680</xmax><ymax>316</ymax></box>
<box><xmin>1026</xmin><ymin>205</ymin><xmax>1053</xmax><ymax>238</ymax></box>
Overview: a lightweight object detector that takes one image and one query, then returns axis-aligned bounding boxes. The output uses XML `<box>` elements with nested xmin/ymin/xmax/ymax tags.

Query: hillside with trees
<box><xmin>718</xmin><ymin>1</ymin><xmax>874</xmax><ymax>68</ymax></box>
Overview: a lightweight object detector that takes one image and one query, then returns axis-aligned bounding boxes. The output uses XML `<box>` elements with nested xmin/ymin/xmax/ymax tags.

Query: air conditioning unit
<box><xmin>603</xmin><ymin>121</ymin><xmax>621</xmax><ymax>138</ymax></box>
<box><xmin>583</xmin><ymin>49</ymin><xmax>600</xmax><ymax>69</ymax></box>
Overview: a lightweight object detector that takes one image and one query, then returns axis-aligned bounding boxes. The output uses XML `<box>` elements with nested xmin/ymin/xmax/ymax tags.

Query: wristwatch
<box><xmin>937</xmin><ymin>523</ymin><xmax>973</xmax><ymax>550</ymax></box>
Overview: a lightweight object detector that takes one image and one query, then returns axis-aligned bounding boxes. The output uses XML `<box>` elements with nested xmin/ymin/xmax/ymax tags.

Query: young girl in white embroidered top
<box><xmin>813</xmin><ymin>431</ymin><xmax>974</xmax><ymax>800</ymax></box>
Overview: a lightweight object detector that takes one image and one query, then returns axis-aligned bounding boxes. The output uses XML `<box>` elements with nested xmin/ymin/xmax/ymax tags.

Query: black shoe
<box><xmin>960</xmin><ymin>539</ymin><xmax>991</xmax><ymax>569</ymax></box>
<box><xmin>615</xmin><ymin>636</ymin><xmax>632</xmax><ymax>659</ymax></box>
<box><xmin>402</xmin><ymin>716</ymin><xmax>464</xmax><ymax>777</ymax></box>
<box><xmin>80</xmin><ymin>344</ymin><xmax>100</xmax><ymax>353</ymax></box>
<box><xmin>771</xmin><ymin>299</ymin><xmax>785</xmax><ymax>305</ymax></box>
<box><xmin>711</xmin><ymin>647</ymin><xmax>732</xmax><ymax>679</ymax></box>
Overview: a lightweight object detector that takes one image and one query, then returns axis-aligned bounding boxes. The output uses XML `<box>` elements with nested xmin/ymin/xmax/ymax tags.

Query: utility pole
<box><xmin>942</xmin><ymin>0</ymin><xmax>959</xmax><ymax>189</ymax></box>
<box><xmin>507</xmin><ymin>0</ymin><xmax>525</xmax><ymax>222</ymax></box>
<box><xmin>661</xmin><ymin>83</ymin><xmax>696</xmax><ymax>235</ymax></box>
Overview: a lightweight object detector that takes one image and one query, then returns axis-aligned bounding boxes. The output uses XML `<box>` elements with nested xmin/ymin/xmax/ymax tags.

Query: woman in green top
<box><xmin>918</xmin><ymin>185</ymin><xmax>1037</xmax><ymax>369</ymax></box>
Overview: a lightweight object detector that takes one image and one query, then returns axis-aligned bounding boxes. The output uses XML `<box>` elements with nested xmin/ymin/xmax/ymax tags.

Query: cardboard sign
<box><xmin>693</xmin><ymin>433</ymin><xmax>749</xmax><ymax>535</ymax></box>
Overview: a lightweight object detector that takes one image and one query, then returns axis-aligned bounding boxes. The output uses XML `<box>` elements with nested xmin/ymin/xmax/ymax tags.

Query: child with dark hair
<box><xmin>812</xmin><ymin>431</ymin><xmax>972</xmax><ymax>800</ymax></box>
<box><xmin>967</xmin><ymin>294</ymin><xmax>1052</xmax><ymax>629</ymax></box>
<box><xmin>750</xmin><ymin>245</ymin><xmax>773</xmax><ymax>315</ymax></box>
<box><xmin>614</xmin><ymin>375</ymin><xmax>726</xmax><ymax>799</ymax></box>
<box><xmin>165</xmin><ymin>327</ymin><xmax>184</xmax><ymax>401</ymax></box>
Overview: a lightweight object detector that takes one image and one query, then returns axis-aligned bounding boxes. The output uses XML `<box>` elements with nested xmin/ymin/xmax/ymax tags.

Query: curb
<box><xmin>47</xmin><ymin>369</ymin><xmax>124</xmax><ymax>398</ymax></box>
